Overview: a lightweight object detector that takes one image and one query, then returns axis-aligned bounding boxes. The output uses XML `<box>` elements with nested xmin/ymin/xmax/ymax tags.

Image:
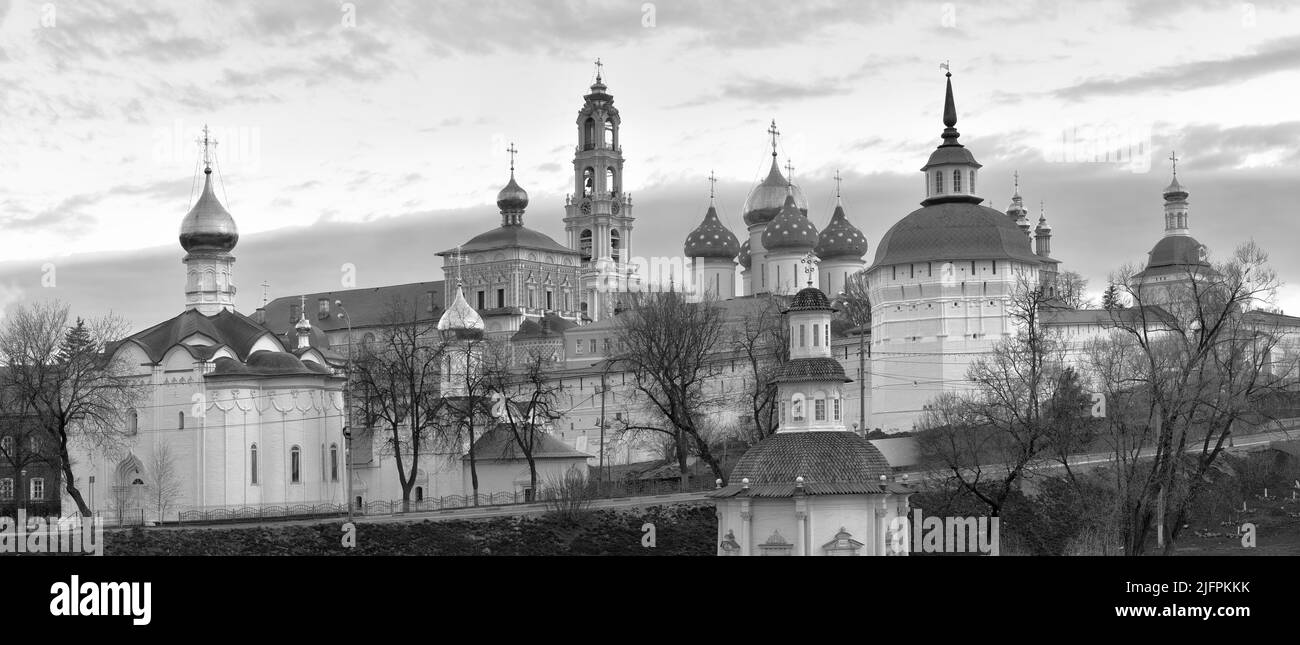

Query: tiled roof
<box><xmin>264</xmin><ymin>281</ymin><xmax>445</xmax><ymax>334</ymax></box>
<box><xmin>772</xmin><ymin>357</ymin><xmax>850</xmax><ymax>383</ymax></box>
<box><xmin>465</xmin><ymin>427</ymin><xmax>592</xmax><ymax>461</ymax></box>
<box><xmin>725</xmin><ymin>431</ymin><xmax>893</xmax><ymax>489</ymax></box>
<box><xmin>115</xmin><ymin>308</ymin><xmax>278</xmax><ymax>363</ymax></box>
<box><xmin>870</xmin><ymin>202</ymin><xmax>1041</xmax><ymax>268</ymax></box>
<box><xmin>708</xmin><ymin>481</ymin><xmax>911</xmax><ymax>498</ymax></box>
<box><xmin>786</xmin><ymin>287</ymin><xmax>833</xmax><ymax>312</ymax></box>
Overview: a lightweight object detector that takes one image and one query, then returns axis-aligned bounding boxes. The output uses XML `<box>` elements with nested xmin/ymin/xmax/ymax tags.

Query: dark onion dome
<box><xmin>787</xmin><ymin>286</ymin><xmax>834</xmax><ymax>312</ymax></box>
<box><xmin>772</xmin><ymin>356</ymin><xmax>850</xmax><ymax>383</ymax></box>
<box><xmin>496</xmin><ymin>174</ymin><xmax>529</xmax><ymax>213</ymax></box>
<box><xmin>179</xmin><ymin>167</ymin><xmax>239</xmax><ymax>252</ymax></box>
<box><xmin>814</xmin><ymin>203</ymin><xmax>868</xmax><ymax>260</ymax></box>
<box><xmin>707</xmin><ymin>431</ymin><xmax>896</xmax><ymax>498</ymax></box>
<box><xmin>737</xmin><ymin>239</ymin><xmax>752</xmax><ymax>269</ymax></box>
<box><xmin>870</xmin><ymin>201</ymin><xmax>1041</xmax><ymax>268</ymax></box>
<box><xmin>683</xmin><ymin>205</ymin><xmax>740</xmax><ymax>260</ymax></box>
<box><xmin>743</xmin><ymin>158</ymin><xmax>808</xmax><ymax>226</ymax></box>
<box><xmin>761</xmin><ymin>193</ymin><xmax>819</xmax><ymax>252</ymax></box>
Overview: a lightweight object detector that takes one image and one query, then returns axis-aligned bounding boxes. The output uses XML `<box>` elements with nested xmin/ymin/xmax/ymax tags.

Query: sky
<box><xmin>1</xmin><ymin>0</ymin><xmax>1299</xmax><ymax>330</ymax></box>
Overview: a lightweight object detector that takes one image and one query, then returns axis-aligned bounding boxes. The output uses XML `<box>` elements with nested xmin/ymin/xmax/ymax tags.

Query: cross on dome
<box><xmin>1169</xmin><ymin>150</ymin><xmax>1179</xmax><ymax>178</ymax></box>
<box><xmin>767</xmin><ymin>120</ymin><xmax>780</xmax><ymax>158</ymax></box>
<box><xmin>708</xmin><ymin>170</ymin><xmax>718</xmax><ymax>202</ymax></box>
<box><xmin>507</xmin><ymin>142</ymin><xmax>518</xmax><ymax>174</ymax></box>
<box><xmin>196</xmin><ymin>124</ymin><xmax>218</xmax><ymax>170</ymax></box>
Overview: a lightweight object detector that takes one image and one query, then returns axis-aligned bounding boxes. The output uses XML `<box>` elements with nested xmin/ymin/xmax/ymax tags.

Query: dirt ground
<box><xmin>1174</xmin><ymin>493</ymin><xmax>1300</xmax><ymax>556</ymax></box>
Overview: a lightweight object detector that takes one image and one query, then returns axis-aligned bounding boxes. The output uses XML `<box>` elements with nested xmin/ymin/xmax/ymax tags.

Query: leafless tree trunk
<box><xmin>0</xmin><ymin>301</ymin><xmax>144</xmax><ymax>517</ymax></box>
<box><xmin>149</xmin><ymin>439</ymin><xmax>183</xmax><ymax>523</ymax></box>
<box><xmin>613</xmin><ymin>290</ymin><xmax>728</xmax><ymax>489</ymax></box>
<box><xmin>350</xmin><ymin>297</ymin><xmax>445</xmax><ymax>513</ymax></box>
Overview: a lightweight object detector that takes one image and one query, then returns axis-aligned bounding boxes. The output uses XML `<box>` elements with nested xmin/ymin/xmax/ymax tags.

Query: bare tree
<box><xmin>483</xmin><ymin>350</ymin><xmax>562</xmax><ymax>500</ymax></box>
<box><xmin>148</xmin><ymin>439</ymin><xmax>183</xmax><ymax>523</ymax></box>
<box><xmin>834</xmin><ymin>270</ymin><xmax>872</xmax><ymax>433</ymax></box>
<box><xmin>614</xmin><ymin>290</ymin><xmax>728</xmax><ymax>489</ymax></box>
<box><xmin>731</xmin><ymin>295</ymin><xmax>786</xmax><ymax>444</ymax></box>
<box><xmin>1054</xmin><ymin>270</ymin><xmax>1092</xmax><ymax>309</ymax></box>
<box><xmin>1094</xmin><ymin>241</ymin><xmax>1293</xmax><ymax>554</ymax></box>
<box><xmin>434</xmin><ymin>336</ymin><xmax>493</xmax><ymax>504</ymax></box>
<box><xmin>0</xmin><ymin>302</ymin><xmax>144</xmax><ymax>516</ymax></box>
<box><xmin>350</xmin><ymin>296</ymin><xmax>446</xmax><ymax>512</ymax></box>
<box><xmin>916</xmin><ymin>273</ymin><xmax>1067</xmax><ymax>516</ymax></box>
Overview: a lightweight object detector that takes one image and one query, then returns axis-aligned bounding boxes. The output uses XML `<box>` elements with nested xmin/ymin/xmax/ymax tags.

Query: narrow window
<box><xmin>546</xmin><ymin>291</ymin><xmax>554</xmax><ymax>310</ymax></box>
<box><xmin>969</xmin><ymin>170</ymin><xmax>976</xmax><ymax>193</ymax></box>
<box><xmin>813</xmin><ymin>324</ymin><xmax>820</xmax><ymax>347</ymax></box>
<box><xmin>128</xmin><ymin>409</ymin><xmax>139</xmax><ymax>435</ymax></box>
<box><xmin>476</xmin><ymin>291</ymin><xmax>486</xmax><ymax>310</ymax></box>
<box><xmin>833</xmin><ymin>398</ymin><xmax>842</xmax><ymax>420</ymax></box>
<box><xmin>251</xmin><ymin>444</ymin><xmax>259</xmax><ymax>485</ymax></box>
<box><xmin>30</xmin><ymin>477</ymin><xmax>44</xmax><ymax>500</ymax></box>
<box><xmin>589</xmin><ymin>339</ymin><xmax>596</xmax><ymax>354</ymax></box>
<box><xmin>575</xmin><ymin>339</ymin><xmax>584</xmax><ymax>355</ymax></box>
<box><xmin>178</xmin><ymin>411</ymin><xmax>185</xmax><ymax>430</ymax></box>
<box><xmin>799</xmin><ymin>325</ymin><xmax>807</xmax><ymax>347</ymax></box>
<box><xmin>953</xmin><ymin>170</ymin><xmax>962</xmax><ymax>192</ymax></box>
<box><xmin>318</xmin><ymin>298</ymin><xmax>330</xmax><ymax>320</ymax></box>
<box><xmin>496</xmin><ymin>289</ymin><xmax>505</xmax><ymax>308</ymax></box>
<box><xmin>815</xmin><ymin>399</ymin><xmax>826</xmax><ymax>422</ymax></box>
<box><xmin>330</xmin><ymin>444</ymin><xmax>339</xmax><ymax>482</ymax></box>
<box><xmin>934</xmin><ymin>171</ymin><xmax>943</xmax><ymax>194</ymax></box>
<box><xmin>291</xmin><ymin>446</ymin><xmax>301</xmax><ymax>484</ymax></box>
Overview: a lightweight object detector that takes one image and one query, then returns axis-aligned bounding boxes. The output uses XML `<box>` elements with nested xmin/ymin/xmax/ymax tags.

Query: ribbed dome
<box><xmin>1163</xmin><ymin>176</ymin><xmax>1187</xmax><ymax>200</ymax></box>
<box><xmin>814</xmin><ymin>204</ymin><xmax>868</xmax><ymax>260</ymax></box>
<box><xmin>744</xmin><ymin>158</ymin><xmax>807</xmax><ymax>226</ymax></box>
<box><xmin>438</xmin><ymin>285</ymin><xmax>485</xmax><ymax>332</ymax></box>
<box><xmin>179</xmin><ymin>168</ymin><xmax>238</xmax><ymax>253</ymax></box>
<box><xmin>496</xmin><ymin>174</ymin><xmax>529</xmax><ymax>212</ymax></box>
<box><xmin>737</xmin><ymin>239</ymin><xmax>752</xmax><ymax>269</ymax></box>
<box><xmin>729</xmin><ymin>431</ymin><xmax>892</xmax><ymax>486</ymax></box>
<box><xmin>871</xmin><ymin>201</ymin><xmax>1041</xmax><ymax>268</ymax></box>
<box><xmin>761</xmin><ymin>194</ymin><xmax>819</xmax><ymax>252</ymax></box>
<box><xmin>683</xmin><ymin>205</ymin><xmax>740</xmax><ymax>260</ymax></box>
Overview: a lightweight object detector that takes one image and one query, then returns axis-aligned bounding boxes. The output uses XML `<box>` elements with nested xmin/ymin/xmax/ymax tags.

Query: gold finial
<box><xmin>507</xmin><ymin>142</ymin><xmax>518</xmax><ymax>174</ymax></box>
<box><xmin>767</xmin><ymin>119</ymin><xmax>780</xmax><ymax>158</ymax></box>
<box><xmin>1169</xmin><ymin>150</ymin><xmax>1179</xmax><ymax>178</ymax></box>
<box><xmin>800</xmin><ymin>253</ymin><xmax>819</xmax><ymax>287</ymax></box>
<box><xmin>833</xmin><ymin>169</ymin><xmax>843</xmax><ymax>202</ymax></box>
<box><xmin>784</xmin><ymin>159</ymin><xmax>795</xmax><ymax>185</ymax></box>
<box><xmin>594</xmin><ymin>58</ymin><xmax>603</xmax><ymax>82</ymax></box>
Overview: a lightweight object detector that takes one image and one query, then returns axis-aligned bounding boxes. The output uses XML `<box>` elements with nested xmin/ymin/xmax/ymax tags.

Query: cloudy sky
<box><xmin>1</xmin><ymin>0</ymin><xmax>1299</xmax><ymax>329</ymax></box>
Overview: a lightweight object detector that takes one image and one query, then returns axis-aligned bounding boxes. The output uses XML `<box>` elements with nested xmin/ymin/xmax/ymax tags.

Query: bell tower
<box><xmin>564</xmin><ymin>60</ymin><xmax>639</xmax><ymax>321</ymax></box>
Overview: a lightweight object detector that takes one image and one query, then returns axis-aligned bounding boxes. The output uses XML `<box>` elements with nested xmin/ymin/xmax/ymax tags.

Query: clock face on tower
<box><xmin>581</xmin><ymin>199</ymin><xmax>592</xmax><ymax>214</ymax></box>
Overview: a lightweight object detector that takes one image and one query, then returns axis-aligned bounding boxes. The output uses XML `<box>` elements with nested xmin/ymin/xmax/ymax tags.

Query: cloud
<box><xmin>1166</xmin><ymin>121</ymin><xmax>1300</xmax><ymax>172</ymax></box>
<box><xmin>1052</xmin><ymin>34</ymin><xmax>1300</xmax><ymax>100</ymax></box>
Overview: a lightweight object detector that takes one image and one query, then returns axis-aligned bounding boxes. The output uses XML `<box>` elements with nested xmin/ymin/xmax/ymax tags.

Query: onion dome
<box><xmin>743</xmin><ymin>157</ymin><xmax>808</xmax><ymax>226</ymax></box>
<box><xmin>1163</xmin><ymin>175</ymin><xmax>1187</xmax><ymax>200</ymax></box>
<box><xmin>761</xmin><ymin>193</ymin><xmax>819</xmax><ymax>252</ymax></box>
<box><xmin>438</xmin><ymin>284</ymin><xmax>485</xmax><ymax>333</ymax></box>
<box><xmin>497</xmin><ymin>174</ymin><xmax>529</xmax><ymax>216</ymax></box>
<box><xmin>814</xmin><ymin>203</ymin><xmax>868</xmax><ymax>260</ymax></box>
<box><xmin>179</xmin><ymin>166</ymin><xmax>239</xmax><ymax>252</ymax></box>
<box><xmin>294</xmin><ymin>312</ymin><xmax>312</xmax><ymax>333</ymax></box>
<box><xmin>1006</xmin><ymin>173</ymin><xmax>1026</xmax><ymax>221</ymax></box>
<box><xmin>872</xmin><ymin>202</ymin><xmax>1040</xmax><ymax>268</ymax></box>
<box><xmin>683</xmin><ymin>205</ymin><xmax>740</xmax><ymax>260</ymax></box>
<box><xmin>1035</xmin><ymin>212</ymin><xmax>1052</xmax><ymax>236</ymax></box>
<box><xmin>737</xmin><ymin>239</ymin><xmax>752</xmax><ymax>270</ymax></box>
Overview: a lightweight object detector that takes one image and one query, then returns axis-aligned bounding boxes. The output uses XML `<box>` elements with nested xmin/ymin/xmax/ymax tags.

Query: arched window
<box><xmin>330</xmin><ymin>443</ymin><xmax>339</xmax><ymax>482</ymax></box>
<box><xmin>610</xmin><ymin>229</ymin><xmax>621</xmax><ymax>263</ymax></box>
<box><xmin>127</xmin><ymin>409</ymin><xmax>138</xmax><ymax>435</ymax></box>
<box><xmin>604</xmin><ymin>117</ymin><xmax>616</xmax><ymax>149</ymax></box>
<box><xmin>606</xmin><ymin>167</ymin><xmax>617</xmax><ymax>196</ymax></box>
<box><xmin>582</xmin><ymin>167</ymin><xmax>595</xmax><ymax>198</ymax></box>
<box><xmin>250</xmin><ymin>444</ymin><xmax>259</xmax><ymax>485</ymax></box>
<box><xmin>415</xmin><ymin>486</ymin><xmax>424</xmax><ymax>502</ymax></box>
<box><xmin>953</xmin><ymin>170</ymin><xmax>962</xmax><ymax>192</ymax></box>
<box><xmin>969</xmin><ymin>170</ymin><xmax>976</xmax><ymax>193</ymax></box>
<box><xmin>177</xmin><ymin>411</ymin><xmax>185</xmax><ymax>430</ymax></box>
<box><xmin>583</xmin><ymin>118</ymin><xmax>595</xmax><ymax>150</ymax></box>
<box><xmin>290</xmin><ymin>446</ymin><xmax>301</xmax><ymax>484</ymax></box>
<box><xmin>934</xmin><ymin>171</ymin><xmax>943</xmax><ymax>194</ymax></box>
<box><xmin>579</xmin><ymin>229</ymin><xmax>593</xmax><ymax>262</ymax></box>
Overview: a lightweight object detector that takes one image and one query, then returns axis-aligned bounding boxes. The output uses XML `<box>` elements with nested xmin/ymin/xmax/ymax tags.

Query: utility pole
<box><xmin>337</xmin><ymin>301</ymin><xmax>355</xmax><ymax>522</ymax></box>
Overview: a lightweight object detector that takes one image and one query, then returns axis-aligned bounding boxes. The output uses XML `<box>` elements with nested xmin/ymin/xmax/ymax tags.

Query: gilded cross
<box><xmin>507</xmin><ymin>142</ymin><xmax>518</xmax><ymax>173</ymax></box>
<box><xmin>767</xmin><ymin>119</ymin><xmax>780</xmax><ymax>156</ymax></box>
<box><xmin>196</xmin><ymin>124</ymin><xmax>218</xmax><ymax>168</ymax></box>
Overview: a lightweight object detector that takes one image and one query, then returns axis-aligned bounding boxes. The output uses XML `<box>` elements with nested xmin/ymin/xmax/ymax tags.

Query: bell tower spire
<box><xmin>1162</xmin><ymin>150</ymin><xmax>1190</xmax><ymax>237</ymax></box>
<box><xmin>180</xmin><ymin>124</ymin><xmax>239</xmax><ymax>315</ymax></box>
<box><xmin>566</xmin><ymin>62</ymin><xmax>639</xmax><ymax>321</ymax></box>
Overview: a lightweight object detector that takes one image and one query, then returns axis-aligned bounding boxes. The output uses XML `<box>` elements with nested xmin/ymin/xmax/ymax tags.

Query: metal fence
<box><xmin>170</xmin><ymin>476</ymin><xmax>717</xmax><ymax>525</ymax></box>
